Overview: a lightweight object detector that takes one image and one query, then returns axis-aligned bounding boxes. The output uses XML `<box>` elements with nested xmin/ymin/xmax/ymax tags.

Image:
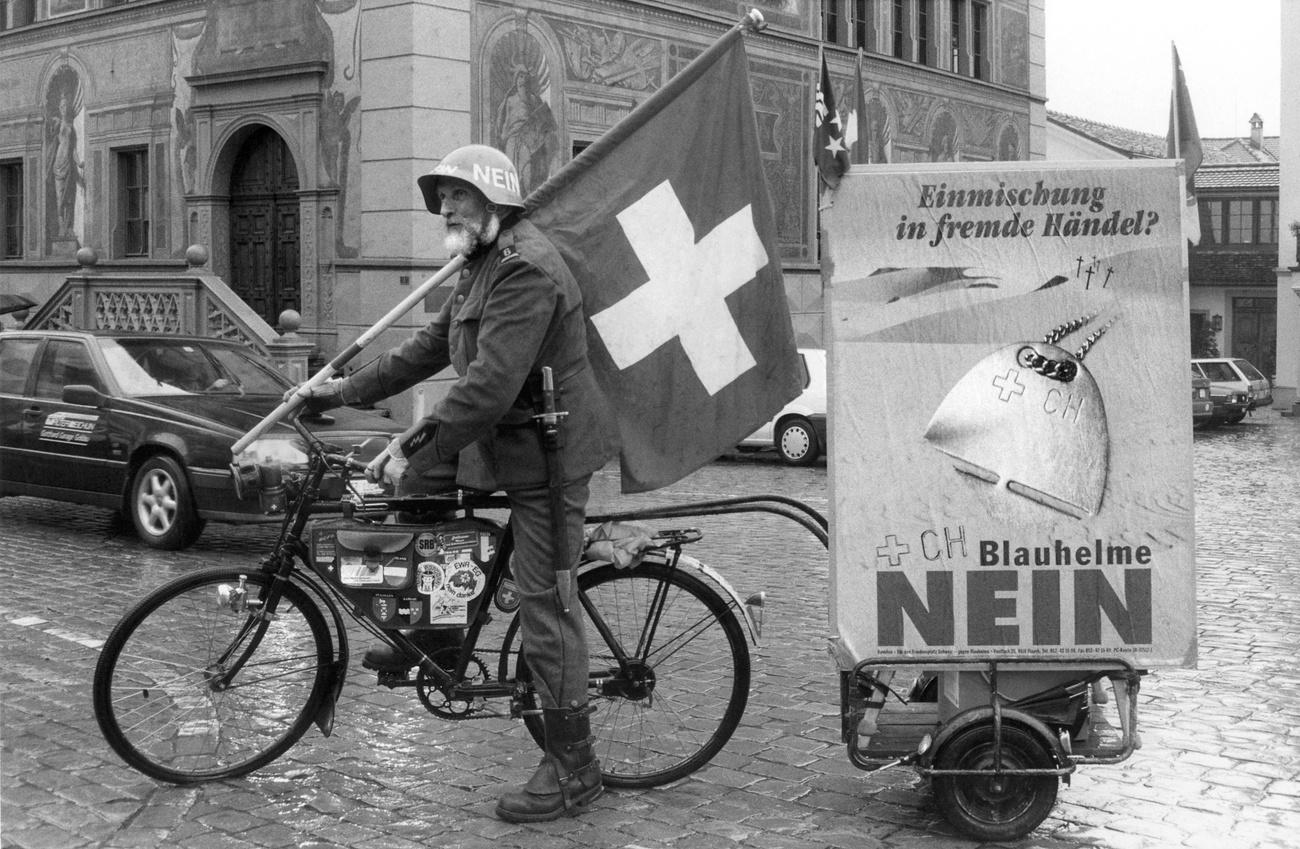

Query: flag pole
<box><xmin>1170</xmin><ymin>43</ymin><xmax>1181</xmax><ymax>160</ymax></box>
<box><xmin>232</xmin><ymin>255</ymin><xmax>466</xmax><ymax>455</ymax></box>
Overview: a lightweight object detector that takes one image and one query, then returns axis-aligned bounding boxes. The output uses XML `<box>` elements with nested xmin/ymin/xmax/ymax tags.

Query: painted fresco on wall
<box><xmin>682</xmin><ymin>0</ymin><xmax>806</xmax><ymax>31</ymax></box>
<box><xmin>44</xmin><ymin>66</ymin><xmax>85</xmax><ymax>249</ymax></box>
<box><xmin>171</xmin><ymin>22</ymin><xmax>204</xmax><ymax>198</ymax></box>
<box><xmin>998</xmin><ymin>123</ymin><xmax>1022</xmax><ymax>160</ymax></box>
<box><xmin>863</xmin><ymin>93</ymin><xmax>894</xmax><ymax>164</ymax></box>
<box><xmin>1000</xmin><ymin>6</ymin><xmax>1030</xmax><ymax>91</ymax></box>
<box><xmin>489</xmin><ymin>29</ymin><xmax>561</xmax><ymax>197</ymax></box>
<box><xmin>557</xmin><ymin>24</ymin><xmax>660</xmax><ymax>91</ymax></box>
<box><xmin>319</xmin><ymin>0</ymin><xmax>362</xmax><ymax>258</ymax></box>
<box><xmin>928</xmin><ymin>108</ymin><xmax>959</xmax><ymax>161</ymax></box>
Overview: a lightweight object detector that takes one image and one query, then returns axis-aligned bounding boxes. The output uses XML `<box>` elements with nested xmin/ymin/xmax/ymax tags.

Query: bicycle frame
<box><xmin>233</xmin><ymin>418</ymin><xmax>743</xmax><ymax>721</ymax></box>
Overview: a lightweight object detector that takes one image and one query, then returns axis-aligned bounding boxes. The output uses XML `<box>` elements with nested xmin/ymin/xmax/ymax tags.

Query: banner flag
<box><xmin>814</xmin><ymin>52</ymin><xmax>849</xmax><ymax>188</ymax></box>
<box><xmin>525</xmin><ymin>26</ymin><xmax>802</xmax><ymax>493</ymax></box>
<box><xmin>824</xmin><ymin>161</ymin><xmax>1196</xmax><ymax>669</ymax></box>
<box><xmin>1166</xmin><ymin>43</ymin><xmax>1203</xmax><ymax>244</ymax></box>
<box><xmin>844</xmin><ymin>49</ymin><xmax>871</xmax><ymax>163</ymax></box>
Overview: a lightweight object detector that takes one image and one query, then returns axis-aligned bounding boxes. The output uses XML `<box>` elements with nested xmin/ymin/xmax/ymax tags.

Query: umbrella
<box><xmin>0</xmin><ymin>293</ymin><xmax>37</xmax><ymax>316</ymax></box>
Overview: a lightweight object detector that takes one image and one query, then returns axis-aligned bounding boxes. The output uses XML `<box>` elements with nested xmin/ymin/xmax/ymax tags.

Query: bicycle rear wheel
<box><xmin>93</xmin><ymin>568</ymin><xmax>333</xmax><ymax>783</ymax></box>
<box><xmin>501</xmin><ymin>560</ymin><xmax>751</xmax><ymax>788</ymax></box>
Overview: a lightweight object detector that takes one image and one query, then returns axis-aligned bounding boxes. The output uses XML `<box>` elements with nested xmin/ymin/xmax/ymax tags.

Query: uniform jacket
<box><xmin>340</xmin><ymin>217</ymin><xmax>619</xmax><ymax>492</ymax></box>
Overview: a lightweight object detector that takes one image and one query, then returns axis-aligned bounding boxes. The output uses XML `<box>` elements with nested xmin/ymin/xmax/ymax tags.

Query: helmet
<box><xmin>417</xmin><ymin>144</ymin><xmax>525</xmax><ymax>214</ymax></box>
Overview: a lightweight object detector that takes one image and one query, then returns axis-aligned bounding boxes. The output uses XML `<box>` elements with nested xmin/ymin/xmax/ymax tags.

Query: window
<box><xmin>0</xmin><ymin>338</ymin><xmax>40</xmax><ymax>395</ymax></box>
<box><xmin>971</xmin><ymin>1</ymin><xmax>988</xmax><ymax>79</ymax></box>
<box><xmin>892</xmin><ymin>0</ymin><xmax>907</xmax><ymax>58</ymax></box>
<box><xmin>117</xmin><ymin>147</ymin><xmax>149</xmax><ymax>257</ymax></box>
<box><xmin>1</xmin><ymin>161</ymin><xmax>22</xmax><ymax>259</ymax></box>
<box><xmin>824</xmin><ymin>0</ymin><xmax>842</xmax><ymax>43</ymax></box>
<box><xmin>34</xmin><ymin>340</ymin><xmax>102</xmax><ymax>399</ymax></box>
<box><xmin>1202</xmin><ymin>198</ymin><xmax>1279</xmax><ymax>245</ymax></box>
<box><xmin>852</xmin><ymin>0</ymin><xmax>875</xmax><ymax>50</ymax></box>
<box><xmin>916</xmin><ymin>0</ymin><xmax>931</xmax><ymax>65</ymax></box>
<box><xmin>11</xmin><ymin>0</ymin><xmax>36</xmax><ymax>27</ymax></box>
<box><xmin>1260</xmin><ymin>199</ymin><xmax>1278</xmax><ymax>243</ymax></box>
<box><xmin>951</xmin><ymin>0</ymin><xmax>965</xmax><ymax>73</ymax></box>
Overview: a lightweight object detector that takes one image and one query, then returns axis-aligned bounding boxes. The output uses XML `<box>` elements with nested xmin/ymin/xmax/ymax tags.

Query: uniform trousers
<box><xmin>397</xmin><ymin>463</ymin><xmax>591</xmax><ymax>710</ymax></box>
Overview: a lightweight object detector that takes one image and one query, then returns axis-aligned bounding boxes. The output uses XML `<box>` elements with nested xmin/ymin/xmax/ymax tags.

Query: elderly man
<box><xmin>296</xmin><ymin>144</ymin><xmax>617</xmax><ymax>821</ymax></box>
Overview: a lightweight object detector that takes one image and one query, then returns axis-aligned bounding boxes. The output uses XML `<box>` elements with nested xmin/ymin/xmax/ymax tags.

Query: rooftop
<box><xmin>1047</xmin><ymin>111</ymin><xmax>1280</xmax><ymax>165</ymax></box>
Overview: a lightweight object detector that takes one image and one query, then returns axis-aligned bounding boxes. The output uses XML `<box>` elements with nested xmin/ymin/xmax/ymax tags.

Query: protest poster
<box><xmin>825</xmin><ymin>161</ymin><xmax>1196</xmax><ymax>669</ymax></box>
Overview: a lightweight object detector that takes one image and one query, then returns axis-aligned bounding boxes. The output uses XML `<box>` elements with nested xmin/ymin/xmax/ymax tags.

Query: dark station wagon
<box><xmin>0</xmin><ymin>330</ymin><xmax>399</xmax><ymax>549</ymax></box>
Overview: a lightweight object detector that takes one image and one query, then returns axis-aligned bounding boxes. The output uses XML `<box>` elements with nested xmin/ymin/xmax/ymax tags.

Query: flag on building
<box><xmin>814</xmin><ymin>53</ymin><xmax>849</xmax><ymax>188</ymax></box>
<box><xmin>524</xmin><ymin>23</ymin><xmax>802</xmax><ymax>493</ymax></box>
<box><xmin>1166</xmin><ymin>43</ymin><xmax>1203</xmax><ymax>244</ymax></box>
<box><xmin>843</xmin><ymin>49</ymin><xmax>873</xmax><ymax>163</ymax></box>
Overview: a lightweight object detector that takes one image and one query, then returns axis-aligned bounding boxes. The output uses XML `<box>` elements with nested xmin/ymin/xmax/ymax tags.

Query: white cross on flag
<box><xmin>525</xmin><ymin>28</ymin><xmax>802</xmax><ymax>493</ymax></box>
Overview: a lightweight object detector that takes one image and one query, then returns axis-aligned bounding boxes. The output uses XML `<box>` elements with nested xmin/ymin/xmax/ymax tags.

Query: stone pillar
<box><xmin>266</xmin><ymin>310</ymin><xmax>315</xmax><ymax>384</ymax></box>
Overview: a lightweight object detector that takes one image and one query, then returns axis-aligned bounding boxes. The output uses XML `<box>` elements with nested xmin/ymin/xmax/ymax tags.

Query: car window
<box><xmin>1234</xmin><ymin>361</ymin><xmax>1266</xmax><ymax>381</ymax></box>
<box><xmin>32</xmin><ymin>340</ymin><xmax>103</xmax><ymax>398</ymax></box>
<box><xmin>1198</xmin><ymin>362</ymin><xmax>1237</xmax><ymax>382</ymax></box>
<box><xmin>204</xmin><ymin>346</ymin><xmax>290</xmax><ymax>394</ymax></box>
<box><xmin>102</xmin><ymin>339</ymin><xmax>288</xmax><ymax>397</ymax></box>
<box><xmin>0</xmin><ymin>338</ymin><xmax>41</xmax><ymax>395</ymax></box>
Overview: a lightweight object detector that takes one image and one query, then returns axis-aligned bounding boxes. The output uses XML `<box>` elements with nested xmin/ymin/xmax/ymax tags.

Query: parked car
<box><xmin>738</xmin><ymin>348</ymin><xmax>827</xmax><ymax>465</ymax></box>
<box><xmin>1191</xmin><ymin>371</ymin><xmax>1214</xmax><ymax>427</ymax></box>
<box><xmin>1192</xmin><ymin>357</ymin><xmax>1273</xmax><ymax>424</ymax></box>
<box><xmin>0</xmin><ymin>330</ymin><xmax>400</xmax><ymax>549</ymax></box>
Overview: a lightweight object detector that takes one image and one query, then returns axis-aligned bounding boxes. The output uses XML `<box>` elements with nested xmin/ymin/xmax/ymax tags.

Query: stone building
<box><xmin>0</xmin><ymin>0</ymin><xmax>1044</xmax><ymax>414</ymax></box>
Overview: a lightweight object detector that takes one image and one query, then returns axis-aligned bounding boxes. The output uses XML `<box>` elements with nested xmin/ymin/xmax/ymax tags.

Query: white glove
<box><xmin>365</xmin><ymin>438</ymin><xmax>409</xmax><ymax>487</ymax></box>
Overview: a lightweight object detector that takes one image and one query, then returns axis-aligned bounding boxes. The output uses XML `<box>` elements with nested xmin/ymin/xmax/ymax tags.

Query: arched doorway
<box><xmin>228</xmin><ymin>127</ymin><xmax>300</xmax><ymax>325</ymax></box>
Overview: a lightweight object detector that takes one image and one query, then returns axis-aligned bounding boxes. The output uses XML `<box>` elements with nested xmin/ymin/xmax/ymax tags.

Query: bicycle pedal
<box><xmin>376</xmin><ymin>669</ymin><xmax>411</xmax><ymax>687</ymax></box>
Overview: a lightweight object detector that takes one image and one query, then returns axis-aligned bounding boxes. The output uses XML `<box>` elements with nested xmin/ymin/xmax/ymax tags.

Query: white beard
<box><xmin>445</xmin><ymin>213</ymin><xmax>501</xmax><ymax>257</ymax></box>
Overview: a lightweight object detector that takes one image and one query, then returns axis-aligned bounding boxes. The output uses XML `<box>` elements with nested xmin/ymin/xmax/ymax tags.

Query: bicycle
<box><xmin>91</xmin><ymin>415</ymin><xmax>769</xmax><ymax>789</ymax></box>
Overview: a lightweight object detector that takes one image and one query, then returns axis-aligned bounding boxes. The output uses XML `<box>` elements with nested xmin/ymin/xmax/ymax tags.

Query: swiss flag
<box><xmin>525</xmin><ymin>28</ymin><xmax>802</xmax><ymax>493</ymax></box>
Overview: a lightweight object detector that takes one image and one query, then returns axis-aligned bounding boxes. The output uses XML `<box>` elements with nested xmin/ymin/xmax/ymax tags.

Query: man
<box><xmin>295</xmin><ymin>144</ymin><xmax>618</xmax><ymax>821</ymax></box>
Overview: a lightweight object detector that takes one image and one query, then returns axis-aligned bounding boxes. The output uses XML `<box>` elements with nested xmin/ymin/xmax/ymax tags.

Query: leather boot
<box><xmin>362</xmin><ymin>628</ymin><xmax>462</xmax><ymax>672</ymax></box>
<box><xmin>495</xmin><ymin>706</ymin><xmax>603</xmax><ymax>822</ymax></box>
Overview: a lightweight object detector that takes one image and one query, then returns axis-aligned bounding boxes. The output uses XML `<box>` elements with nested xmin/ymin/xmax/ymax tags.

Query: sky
<box><xmin>1044</xmin><ymin>0</ymin><xmax>1282</xmax><ymax>139</ymax></box>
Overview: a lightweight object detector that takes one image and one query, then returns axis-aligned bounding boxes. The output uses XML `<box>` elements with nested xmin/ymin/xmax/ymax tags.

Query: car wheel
<box><xmin>1225</xmin><ymin>413</ymin><xmax>1246</xmax><ymax>424</ymax></box>
<box><xmin>776</xmin><ymin>417</ymin><xmax>820</xmax><ymax>466</ymax></box>
<box><xmin>129</xmin><ymin>455</ymin><xmax>203</xmax><ymax>550</ymax></box>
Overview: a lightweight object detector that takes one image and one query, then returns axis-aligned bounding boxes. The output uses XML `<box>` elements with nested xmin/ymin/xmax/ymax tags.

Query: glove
<box><xmin>285</xmin><ymin>379</ymin><xmax>345</xmax><ymax>414</ymax></box>
<box><xmin>365</xmin><ymin>438</ymin><xmax>409</xmax><ymax>488</ymax></box>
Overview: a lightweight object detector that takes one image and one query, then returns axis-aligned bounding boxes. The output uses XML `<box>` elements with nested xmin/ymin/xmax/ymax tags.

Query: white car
<box><xmin>1192</xmin><ymin>357</ymin><xmax>1273</xmax><ymax>423</ymax></box>
<box><xmin>739</xmin><ymin>348</ymin><xmax>827</xmax><ymax>465</ymax></box>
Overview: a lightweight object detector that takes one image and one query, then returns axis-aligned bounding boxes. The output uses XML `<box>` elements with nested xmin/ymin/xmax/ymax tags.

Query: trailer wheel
<box><xmin>932</xmin><ymin>723</ymin><xmax>1058</xmax><ymax>841</ymax></box>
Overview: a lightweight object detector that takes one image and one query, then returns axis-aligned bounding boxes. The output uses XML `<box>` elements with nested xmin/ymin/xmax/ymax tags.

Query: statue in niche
<box><xmin>491</xmin><ymin>30</ymin><xmax>559</xmax><ymax>197</ymax></box>
<box><xmin>45</xmin><ymin>68</ymin><xmax>85</xmax><ymax>240</ymax></box>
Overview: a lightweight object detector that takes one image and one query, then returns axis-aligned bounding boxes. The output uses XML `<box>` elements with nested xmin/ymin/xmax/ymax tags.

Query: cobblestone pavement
<box><xmin>2</xmin><ymin>413</ymin><xmax>1298</xmax><ymax>849</ymax></box>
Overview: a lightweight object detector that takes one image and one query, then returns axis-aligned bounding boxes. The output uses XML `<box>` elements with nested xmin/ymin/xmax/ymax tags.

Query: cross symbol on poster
<box><xmin>992</xmin><ymin>368</ymin><xmax>1026</xmax><ymax>402</ymax></box>
<box><xmin>590</xmin><ymin>180</ymin><xmax>769</xmax><ymax>396</ymax></box>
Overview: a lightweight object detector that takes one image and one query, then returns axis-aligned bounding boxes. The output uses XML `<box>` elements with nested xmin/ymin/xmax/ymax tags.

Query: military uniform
<box><xmin>337</xmin><ymin>215</ymin><xmax>618</xmax><ymax>709</ymax></box>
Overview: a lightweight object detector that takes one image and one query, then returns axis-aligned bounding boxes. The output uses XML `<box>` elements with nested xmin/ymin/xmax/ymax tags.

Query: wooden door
<box><xmin>1231</xmin><ymin>296</ymin><xmax>1277</xmax><ymax>378</ymax></box>
<box><xmin>229</xmin><ymin>128</ymin><xmax>300</xmax><ymax>325</ymax></box>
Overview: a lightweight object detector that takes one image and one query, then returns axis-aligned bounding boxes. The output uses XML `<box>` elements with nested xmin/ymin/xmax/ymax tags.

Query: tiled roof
<box><xmin>1048</xmin><ymin>111</ymin><xmax>1280</xmax><ymax>166</ymax></box>
<box><xmin>1195</xmin><ymin>163</ymin><xmax>1279</xmax><ymax>190</ymax></box>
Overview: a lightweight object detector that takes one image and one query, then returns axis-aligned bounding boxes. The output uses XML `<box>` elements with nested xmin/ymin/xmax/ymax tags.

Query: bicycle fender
<box><xmin>642</xmin><ymin>550</ymin><xmax>762</xmax><ymax>646</ymax></box>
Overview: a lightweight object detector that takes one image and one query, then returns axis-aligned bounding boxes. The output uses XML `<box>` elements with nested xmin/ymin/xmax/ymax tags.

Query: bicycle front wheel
<box><xmin>93</xmin><ymin>568</ymin><xmax>333</xmax><ymax>783</ymax></box>
<box><xmin>503</xmin><ymin>560</ymin><xmax>751</xmax><ymax>788</ymax></box>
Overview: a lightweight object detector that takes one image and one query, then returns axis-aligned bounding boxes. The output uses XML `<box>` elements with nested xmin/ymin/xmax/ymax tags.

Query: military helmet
<box><xmin>417</xmin><ymin>144</ymin><xmax>525</xmax><ymax>214</ymax></box>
